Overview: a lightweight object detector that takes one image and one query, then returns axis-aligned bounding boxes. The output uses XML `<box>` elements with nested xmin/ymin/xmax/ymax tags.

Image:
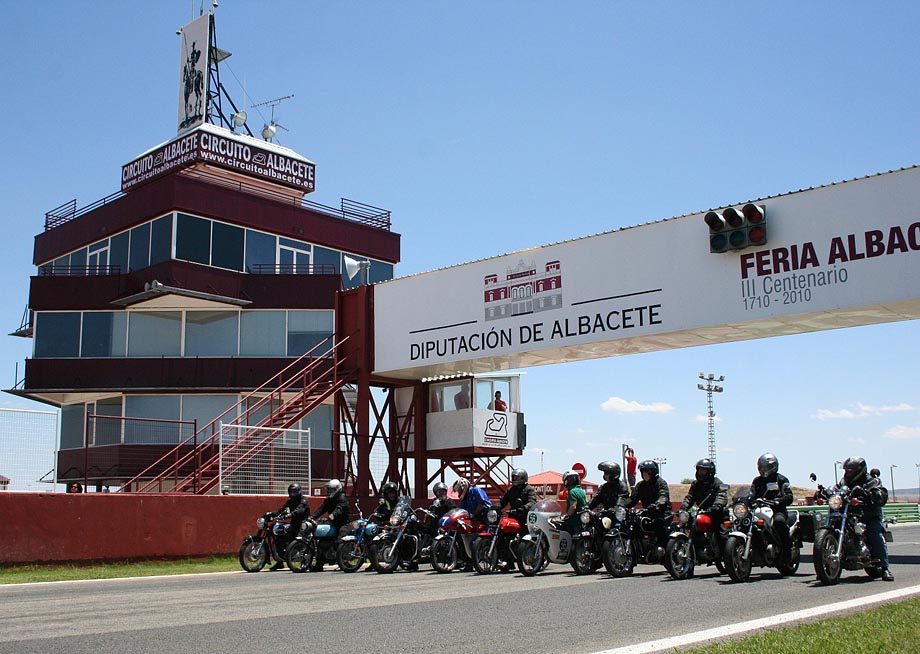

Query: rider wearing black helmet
<box><xmin>590</xmin><ymin>460</ymin><xmax>630</xmax><ymax>510</ymax></box>
<box><xmin>679</xmin><ymin>458</ymin><xmax>727</xmax><ymax>522</ymax></box>
<box><xmin>372</xmin><ymin>481</ymin><xmax>402</xmax><ymax>523</ymax></box>
<box><xmin>498</xmin><ymin>468</ymin><xmax>538</xmax><ymax>531</ymax></box>
<box><xmin>745</xmin><ymin>452</ymin><xmax>794</xmax><ymax>564</ymax></box>
<box><xmin>428</xmin><ymin>481</ymin><xmax>455</xmax><ymax>520</ymax></box>
<box><xmin>625</xmin><ymin>460</ymin><xmax>672</xmax><ymax>542</ymax></box>
<box><xmin>841</xmin><ymin>456</ymin><xmax>893</xmax><ymax>581</ymax></box>
<box><xmin>310</xmin><ymin>478</ymin><xmax>351</xmax><ymax>529</ymax></box>
<box><xmin>268</xmin><ymin>483</ymin><xmax>310</xmax><ymax>570</ymax></box>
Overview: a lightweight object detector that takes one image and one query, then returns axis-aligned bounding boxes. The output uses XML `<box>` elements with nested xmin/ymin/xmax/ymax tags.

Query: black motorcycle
<box><xmin>812</xmin><ymin>478</ymin><xmax>893</xmax><ymax>585</ymax></box>
<box><xmin>238</xmin><ymin>510</ymin><xmax>293</xmax><ymax>572</ymax></box>
<box><xmin>369</xmin><ymin>496</ymin><xmax>433</xmax><ymax>573</ymax></box>
<box><xmin>664</xmin><ymin>507</ymin><xmax>727</xmax><ymax>580</ymax></box>
<box><xmin>570</xmin><ymin>508</ymin><xmax>612</xmax><ymax>575</ymax></box>
<box><xmin>286</xmin><ymin>517</ymin><xmax>340</xmax><ymax>573</ymax></box>
<box><xmin>602</xmin><ymin>506</ymin><xmax>670</xmax><ymax>577</ymax></box>
<box><xmin>723</xmin><ymin>487</ymin><xmax>804</xmax><ymax>582</ymax></box>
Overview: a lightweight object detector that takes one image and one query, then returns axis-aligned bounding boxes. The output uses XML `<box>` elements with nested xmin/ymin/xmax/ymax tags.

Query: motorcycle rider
<box><xmin>841</xmin><ymin>456</ymin><xmax>893</xmax><ymax>581</ymax></box>
<box><xmin>625</xmin><ymin>459</ymin><xmax>672</xmax><ymax>543</ymax></box>
<box><xmin>268</xmin><ymin>482</ymin><xmax>310</xmax><ymax>570</ymax></box>
<box><xmin>372</xmin><ymin>481</ymin><xmax>402</xmax><ymax>523</ymax></box>
<box><xmin>745</xmin><ymin>452</ymin><xmax>794</xmax><ymax>564</ymax></box>
<box><xmin>498</xmin><ymin>468</ymin><xmax>538</xmax><ymax>532</ymax></box>
<box><xmin>310</xmin><ymin>478</ymin><xmax>351</xmax><ymax>528</ymax></box>
<box><xmin>589</xmin><ymin>460</ymin><xmax>630</xmax><ymax>510</ymax></box>
<box><xmin>561</xmin><ymin>470</ymin><xmax>588</xmax><ymax>534</ymax></box>
<box><xmin>680</xmin><ymin>459</ymin><xmax>728</xmax><ymax>523</ymax></box>
<box><xmin>453</xmin><ymin>478</ymin><xmax>493</xmax><ymax>521</ymax></box>
<box><xmin>428</xmin><ymin>481</ymin><xmax>456</xmax><ymax>521</ymax></box>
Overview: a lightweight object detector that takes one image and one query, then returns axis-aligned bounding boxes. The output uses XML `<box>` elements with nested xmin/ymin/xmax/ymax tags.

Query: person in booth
<box><xmin>489</xmin><ymin>391</ymin><xmax>507</xmax><ymax>411</ymax></box>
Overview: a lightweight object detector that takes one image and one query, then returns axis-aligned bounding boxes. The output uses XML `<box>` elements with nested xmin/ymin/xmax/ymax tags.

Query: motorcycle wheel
<box><xmin>724</xmin><ymin>535</ymin><xmax>752</xmax><ymax>583</ymax></box>
<box><xmin>570</xmin><ymin>540</ymin><xmax>595</xmax><ymax>576</ymax></box>
<box><xmin>517</xmin><ymin>538</ymin><xmax>548</xmax><ymax>577</ymax></box>
<box><xmin>472</xmin><ymin>538</ymin><xmax>500</xmax><ymax>575</ymax></box>
<box><xmin>430</xmin><ymin>538</ymin><xmax>459</xmax><ymax>574</ymax></box>
<box><xmin>336</xmin><ymin>540</ymin><xmax>366</xmax><ymax>573</ymax></box>
<box><xmin>813</xmin><ymin>529</ymin><xmax>842</xmax><ymax>585</ymax></box>
<box><xmin>373</xmin><ymin>540</ymin><xmax>399</xmax><ymax>574</ymax></box>
<box><xmin>238</xmin><ymin>538</ymin><xmax>268</xmax><ymax>573</ymax></box>
<box><xmin>777</xmin><ymin>537</ymin><xmax>801</xmax><ymax>576</ymax></box>
<box><xmin>286</xmin><ymin>539</ymin><xmax>315</xmax><ymax>573</ymax></box>
<box><xmin>602</xmin><ymin>535</ymin><xmax>633</xmax><ymax>577</ymax></box>
<box><xmin>664</xmin><ymin>538</ymin><xmax>695</xmax><ymax>580</ymax></box>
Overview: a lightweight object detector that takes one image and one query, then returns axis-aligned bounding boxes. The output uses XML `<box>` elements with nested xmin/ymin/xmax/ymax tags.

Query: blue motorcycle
<box><xmin>337</xmin><ymin>510</ymin><xmax>380</xmax><ymax>573</ymax></box>
<box><xmin>286</xmin><ymin>518</ymin><xmax>339</xmax><ymax>573</ymax></box>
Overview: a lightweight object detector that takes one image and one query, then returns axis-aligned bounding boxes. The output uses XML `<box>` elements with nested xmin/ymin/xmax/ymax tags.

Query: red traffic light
<box><xmin>722</xmin><ymin>207</ymin><xmax>745</xmax><ymax>228</ymax></box>
<box><xmin>704</xmin><ymin>211</ymin><xmax>725</xmax><ymax>232</ymax></box>
<box><xmin>742</xmin><ymin>203</ymin><xmax>765</xmax><ymax>224</ymax></box>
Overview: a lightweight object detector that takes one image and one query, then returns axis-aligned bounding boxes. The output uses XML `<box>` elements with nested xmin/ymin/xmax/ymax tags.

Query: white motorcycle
<box><xmin>517</xmin><ymin>499</ymin><xmax>581</xmax><ymax>576</ymax></box>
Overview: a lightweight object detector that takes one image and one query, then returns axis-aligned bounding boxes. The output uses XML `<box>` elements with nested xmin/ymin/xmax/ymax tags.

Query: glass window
<box><xmin>181</xmin><ymin>395</ymin><xmax>238</xmax><ymax>433</ymax></box>
<box><xmin>313</xmin><ymin>246</ymin><xmax>340</xmax><ymax>275</ymax></box>
<box><xmin>287</xmin><ymin>310</ymin><xmax>334</xmax><ymax>356</ymax></box>
<box><xmin>110</xmin><ymin>231</ymin><xmax>129</xmax><ymax>274</ymax></box>
<box><xmin>150</xmin><ymin>215</ymin><xmax>173</xmax><ymax>265</ymax></box>
<box><xmin>123</xmin><ymin>395</ymin><xmax>182</xmax><ymax>444</ymax></box>
<box><xmin>92</xmin><ymin>397</ymin><xmax>123</xmax><ymax>446</ymax></box>
<box><xmin>240</xmin><ymin>311</ymin><xmax>286</xmax><ymax>356</ymax></box>
<box><xmin>89</xmin><ymin>240</ymin><xmax>108</xmax><ymax>253</ymax></box>
<box><xmin>184</xmin><ymin>311</ymin><xmax>239</xmax><ymax>356</ymax></box>
<box><xmin>69</xmin><ymin>248</ymin><xmax>87</xmax><ymax>271</ymax></box>
<box><xmin>35</xmin><ymin>312</ymin><xmax>81</xmax><ymax>357</ymax></box>
<box><xmin>81</xmin><ymin>312</ymin><xmax>127</xmax><ymax>357</ymax></box>
<box><xmin>128</xmin><ymin>222</ymin><xmax>151</xmax><ymax>272</ymax></box>
<box><xmin>60</xmin><ymin>404</ymin><xmax>86</xmax><ymax>449</ymax></box>
<box><xmin>369</xmin><ymin>260</ymin><xmax>395</xmax><ymax>284</ymax></box>
<box><xmin>211</xmin><ymin>222</ymin><xmax>244</xmax><ymax>271</ymax></box>
<box><xmin>477</xmin><ymin>378</ymin><xmax>511</xmax><ymax>410</ymax></box>
<box><xmin>52</xmin><ymin>254</ymin><xmax>69</xmax><ymax>275</ymax></box>
<box><xmin>87</xmin><ymin>248</ymin><xmax>109</xmax><ymax>274</ymax></box>
<box><xmin>176</xmin><ymin>213</ymin><xmax>210</xmax><ymax>264</ymax></box>
<box><xmin>128</xmin><ymin>312</ymin><xmax>181</xmax><ymax>357</ymax></box>
<box><xmin>245</xmin><ymin>230</ymin><xmax>276</xmax><ymax>273</ymax></box>
<box><xmin>299</xmin><ymin>404</ymin><xmax>332</xmax><ymax>449</ymax></box>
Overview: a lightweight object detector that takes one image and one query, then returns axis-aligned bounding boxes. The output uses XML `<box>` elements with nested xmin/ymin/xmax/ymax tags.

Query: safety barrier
<box><xmin>794</xmin><ymin>503</ymin><xmax>919</xmax><ymax>524</ymax></box>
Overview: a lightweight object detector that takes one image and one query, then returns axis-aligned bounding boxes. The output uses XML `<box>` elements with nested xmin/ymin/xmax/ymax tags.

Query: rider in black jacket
<box><xmin>745</xmin><ymin>452</ymin><xmax>794</xmax><ymax>563</ymax></box>
<box><xmin>269</xmin><ymin>483</ymin><xmax>309</xmax><ymax>570</ymax></box>
<box><xmin>842</xmin><ymin>457</ymin><xmax>893</xmax><ymax>581</ymax></box>
<box><xmin>428</xmin><ymin>481</ymin><xmax>456</xmax><ymax>521</ymax></box>
<box><xmin>680</xmin><ymin>459</ymin><xmax>728</xmax><ymax>522</ymax></box>
<box><xmin>498</xmin><ymin>468</ymin><xmax>538</xmax><ymax>532</ymax></box>
<box><xmin>625</xmin><ymin>460</ymin><xmax>672</xmax><ymax>542</ymax></box>
<box><xmin>590</xmin><ymin>460</ymin><xmax>630</xmax><ymax>510</ymax></box>
<box><xmin>310</xmin><ymin>479</ymin><xmax>351</xmax><ymax>528</ymax></box>
<box><xmin>371</xmin><ymin>481</ymin><xmax>401</xmax><ymax>523</ymax></box>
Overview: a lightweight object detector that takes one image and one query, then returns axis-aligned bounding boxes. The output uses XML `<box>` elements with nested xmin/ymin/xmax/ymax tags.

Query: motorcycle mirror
<box><xmin>809</xmin><ymin>473</ymin><xmax>817</xmax><ymax>482</ymax></box>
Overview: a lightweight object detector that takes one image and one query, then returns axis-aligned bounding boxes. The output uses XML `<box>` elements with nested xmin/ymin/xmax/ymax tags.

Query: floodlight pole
<box><xmin>890</xmin><ymin>464</ymin><xmax>897</xmax><ymax>503</ymax></box>
<box><xmin>696</xmin><ymin>373</ymin><xmax>724</xmax><ymax>465</ymax></box>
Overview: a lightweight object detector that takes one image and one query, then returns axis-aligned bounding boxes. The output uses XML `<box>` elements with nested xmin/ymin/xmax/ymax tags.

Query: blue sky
<box><xmin>2</xmin><ymin>1</ymin><xmax>919</xmax><ymax>491</ymax></box>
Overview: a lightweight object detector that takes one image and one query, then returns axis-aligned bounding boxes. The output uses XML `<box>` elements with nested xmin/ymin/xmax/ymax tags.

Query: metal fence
<box><xmin>219</xmin><ymin>423</ymin><xmax>311</xmax><ymax>495</ymax></box>
<box><xmin>0</xmin><ymin>407</ymin><xmax>59</xmax><ymax>492</ymax></box>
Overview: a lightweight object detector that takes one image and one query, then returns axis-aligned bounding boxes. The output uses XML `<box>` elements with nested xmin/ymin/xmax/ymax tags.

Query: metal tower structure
<box><xmin>696</xmin><ymin>373</ymin><xmax>724</xmax><ymax>464</ymax></box>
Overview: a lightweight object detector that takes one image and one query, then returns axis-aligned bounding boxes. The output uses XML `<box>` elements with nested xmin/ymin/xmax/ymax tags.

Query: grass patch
<box><xmin>0</xmin><ymin>556</ymin><xmax>239</xmax><ymax>584</ymax></box>
<box><xmin>684</xmin><ymin>596</ymin><xmax>920</xmax><ymax>654</ymax></box>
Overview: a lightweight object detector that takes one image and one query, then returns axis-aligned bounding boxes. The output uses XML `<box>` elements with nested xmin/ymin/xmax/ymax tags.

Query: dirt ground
<box><xmin>667</xmin><ymin>483</ymin><xmax>815</xmax><ymax>504</ymax></box>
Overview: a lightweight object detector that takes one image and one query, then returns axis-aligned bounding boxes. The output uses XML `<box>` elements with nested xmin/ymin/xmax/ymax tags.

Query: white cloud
<box><xmin>884</xmin><ymin>425</ymin><xmax>920</xmax><ymax>440</ymax></box>
<box><xmin>847</xmin><ymin>436</ymin><xmax>866</xmax><ymax>445</ymax></box>
<box><xmin>814</xmin><ymin>402</ymin><xmax>915</xmax><ymax>420</ymax></box>
<box><xmin>564</xmin><ymin>448</ymin><xmax>576</xmax><ymax>454</ymax></box>
<box><xmin>601</xmin><ymin>396</ymin><xmax>674</xmax><ymax>414</ymax></box>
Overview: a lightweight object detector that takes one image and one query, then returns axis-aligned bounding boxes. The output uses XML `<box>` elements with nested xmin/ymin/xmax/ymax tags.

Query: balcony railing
<box><xmin>247</xmin><ymin>263</ymin><xmax>338</xmax><ymax>275</ymax></box>
<box><xmin>37</xmin><ymin>265</ymin><xmax>123</xmax><ymax>276</ymax></box>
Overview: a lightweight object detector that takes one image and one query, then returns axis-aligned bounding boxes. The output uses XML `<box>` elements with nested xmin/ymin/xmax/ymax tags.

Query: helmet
<box><xmin>562</xmin><ymin>470</ymin><xmax>580</xmax><ymax>489</ymax></box>
<box><xmin>433</xmin><ymin>481</ymin><xmax>448</xmax><ymax>498</ymax></box>
<box><xmin>287</xmin><ymin>483</ymin><xmax>303</xmax><ymax>500</ymax></box>
<box><xmin>638</xmin><ymin>460</ymin><xmax>659</xmax><ymax>478</ymax></box>
<box><xmin>381</xmin><ymin>481</ymin><xmax>399</xmax><ymax>501</ymax></box>
<box><xmin>511</xmin><ymin>468</ymin><xmax>529</xmax><ymax>486</ymax></box>
<box><xmin>757</xmin><ymin>453</ymin><xmax>779</xmax><ymax>479</ymax></box>
<box><xmin>324</xmin><ymin>478</ymin><xmax>343</xmax><ymax>498</ymax></box>
<box><xmin>842</xmin><ymin>457</ymin><xmax>867</xmax><ymax>486</ymax></box>
<box><xmin>597</xmin><ymin>460</ymin><xmax>621</xmax><ymax>480</ymax></box>
<box><xmin>452</xmin><ymin>478</ymin><xmax>470</xmax><ymax>500</ymax></box>
<box><xmin>695</xmin><ymin>458</ymin><xmax>716</xmax><ymax>483</ymax></box>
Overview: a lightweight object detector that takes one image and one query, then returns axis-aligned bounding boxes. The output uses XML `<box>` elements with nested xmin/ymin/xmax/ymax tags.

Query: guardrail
<box><xmin>794</xmin><ymin>502</ymin><xmax>919</xmax><ymax>524</ymax></box>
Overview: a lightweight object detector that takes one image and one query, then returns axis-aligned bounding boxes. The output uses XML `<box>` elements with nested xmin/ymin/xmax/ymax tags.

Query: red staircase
<box><xmin>121</xmin><ymin>335</ymin><xmax>353</xmax><ymax>494</ymax></box>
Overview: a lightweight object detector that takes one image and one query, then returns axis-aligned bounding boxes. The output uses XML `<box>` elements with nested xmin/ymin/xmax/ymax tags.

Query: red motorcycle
<box><xmin>472</xmin><ymin>507</ymin><xmax>522</xmax><ymax>574</ymax></box>
<box><xmin>430</xmin><ymin>508</ymin><xmax>481</xmax><ymax>573</ymax></box>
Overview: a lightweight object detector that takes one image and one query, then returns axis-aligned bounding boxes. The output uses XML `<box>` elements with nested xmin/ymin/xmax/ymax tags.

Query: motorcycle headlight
<box><xmin>486</xmin><ymin>508</ymin><xmax>499</xmax><ymax>524</ymax></box>
<box><xmin>679</xmin><ymin>510</ymin><xmax>690</xmax><ymax>525</ymax></box>
<box><xmin>828</xmin><ymin>495</ymin><xmax>844</xmax><ymax>511</ymax></box>
<box><xmin>732</xmin><ymin>504</ymin><xmax>749</xmax><ymax>520</ymax></box>
<box><xmin>256</xmin><ymin>517</ymin><xmax>266</xmax><ymax>529</ymax></box>
<box><xmin>601</xmin><ymin>516</ymin><xmax>612</xmax><ymax>530</ymax></box>
<box><xmin>614</xmin><ymin>506</ymin><xmax>627</xmax><ymax>522</ymax></box>
<box><xmin>580</xmin><ymin>511</ymin><xmax>592</xmax><ymax>525</ymax></box>
<box><xmin>854</xmin><ymin>522</ymin><xmax>866</xmax><ymax>535</ymax></box>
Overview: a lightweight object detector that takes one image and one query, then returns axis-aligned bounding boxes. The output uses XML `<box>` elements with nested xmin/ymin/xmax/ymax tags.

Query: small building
<box><xmin>528</xmin><ymin>470</ymin><xmax>598</xmax><ymax>500</ymax></box>
<box><xmin>0</xmin><ymin>475</ymin><xmax>9</xmax><ymax>491</ymax></box>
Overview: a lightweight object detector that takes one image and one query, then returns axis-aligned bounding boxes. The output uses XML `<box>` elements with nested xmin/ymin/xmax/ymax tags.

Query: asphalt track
<box><xmin>0</xmin><ymin>525</ymin><xmax>917</xmax><ymax>654</ymax></box>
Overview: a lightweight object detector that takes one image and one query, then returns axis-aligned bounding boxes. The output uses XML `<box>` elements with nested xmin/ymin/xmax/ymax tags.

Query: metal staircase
<box><xmin>121</xmin><ymin>334</ymin><xmax>353</xmax><ymax>494</ymax></box>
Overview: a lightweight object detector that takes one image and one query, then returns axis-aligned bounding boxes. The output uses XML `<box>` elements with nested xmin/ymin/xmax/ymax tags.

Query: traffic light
<box><xmin>704</xmin><ymin>203</ymin><xmax>767</xmax><ymax>253</ymax></box>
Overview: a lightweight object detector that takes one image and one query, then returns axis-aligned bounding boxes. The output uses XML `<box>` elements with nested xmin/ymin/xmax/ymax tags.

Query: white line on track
<box><xmin>591</xmin><ymin>584</ymin><xmax>920</xmax><ymax>654</ymax></box>
<box><xmin>2</xmin><ymin>570</ymin><xmax>242</xmax><ymax>588</ymax></box>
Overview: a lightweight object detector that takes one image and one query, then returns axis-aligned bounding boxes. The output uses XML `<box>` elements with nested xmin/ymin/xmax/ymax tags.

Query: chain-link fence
<box><xmin>0</xmin><ymin>407</ymin><xmax>59</xmax><ymax>492</ymax></box>
<box><xmin>219</xmin><ymin>423</ymin><xmax>311</xmax><ymax>495</ymax></box>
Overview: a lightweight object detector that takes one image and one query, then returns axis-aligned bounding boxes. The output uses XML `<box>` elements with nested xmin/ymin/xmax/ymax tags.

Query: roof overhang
<box><xmin>111</xmin><ymin>281</ymin><xmax>251</xmax><ymax>309</ymax></box>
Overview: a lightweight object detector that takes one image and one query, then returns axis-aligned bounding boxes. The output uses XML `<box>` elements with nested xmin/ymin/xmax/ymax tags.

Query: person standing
<box><xmin>489</xmin><ymin>390</ymin><xmax>507</xmax><ymax>411</ymax></box>
<box><xmin>625</xmin><ymin>448</ymin><xmax>638</xmax><ymax>487</ymax></box>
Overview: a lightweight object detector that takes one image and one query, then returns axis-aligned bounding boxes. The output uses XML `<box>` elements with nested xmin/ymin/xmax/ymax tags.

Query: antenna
<box><xmin>252</xmin><ymin>94</ymin><xmax>294</xmax><ymax>142</ymax></box>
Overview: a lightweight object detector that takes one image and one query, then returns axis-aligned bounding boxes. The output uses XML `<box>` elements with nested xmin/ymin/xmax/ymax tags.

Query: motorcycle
<box><xmin>518</xmin><ymin>499</ymin><xmax>584</xmax><ymax>576</ymax></box>
<box><xmin>336</xmin><ymin>507</ymin><xmax>380</xmax><ymax>573</ymax></box>
<box><xmin>602</xmin><ymin>506</ymin><xmax>670</xmax><ymax>577</ymax></box>
<box><xmin>664</xmin><ymin>507</ymin><xmax>727</xmax><ymax>580</ymax></box>
<box><xmin>286</xmin><ymin>517</ymin><xmax>339</xmax><ymax>573</ymax></box>
<box><xmin>431</xmin><ymin>507</ymin><xmax>480</xmax><ymax>573</ymax></box>
<box><xmin>369</xmin><ymin>496</ymin><xmax>432</xmax><ymax>573</ymax></box>
<box><xmin>723</xmin><ymin>484</ymin><xmax>803</xmax><ymax>582</ymax></box>
<box><xmin>238</xmin><ymin>510</ymin><xmax>292</xmax><ymax>572</ymax></box>
<box><xmin>570</xmin><ymin>508</ymin><xmax>612</xmax><ymax>575</ymax></box>
<box><xmin>472</xmin><ymin>507</ymin><xmax>522</xmax><ymax>574</ymax></box>
<box><xmin>811</xmin><ymin>476</ymin><xmax>893</xmax><ymax>585</ymax></box>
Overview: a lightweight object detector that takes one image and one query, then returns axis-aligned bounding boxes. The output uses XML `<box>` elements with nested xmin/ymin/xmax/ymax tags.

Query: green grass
<box><xmin>684</xmin><ymin>596</ymin><xmax>920</xmax><ymax>654</ymax></box>
<box><xmin>0</xmin><ymin>556</ymin><xmax>239</xmax><ymax>584</ymax></box>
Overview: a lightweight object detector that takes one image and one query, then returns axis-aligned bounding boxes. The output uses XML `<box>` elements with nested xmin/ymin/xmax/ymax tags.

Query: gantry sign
<box><xmin>373</xmin><ymin>166</ymin><xmax>920</xmax><ymax>379</ymax></box>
